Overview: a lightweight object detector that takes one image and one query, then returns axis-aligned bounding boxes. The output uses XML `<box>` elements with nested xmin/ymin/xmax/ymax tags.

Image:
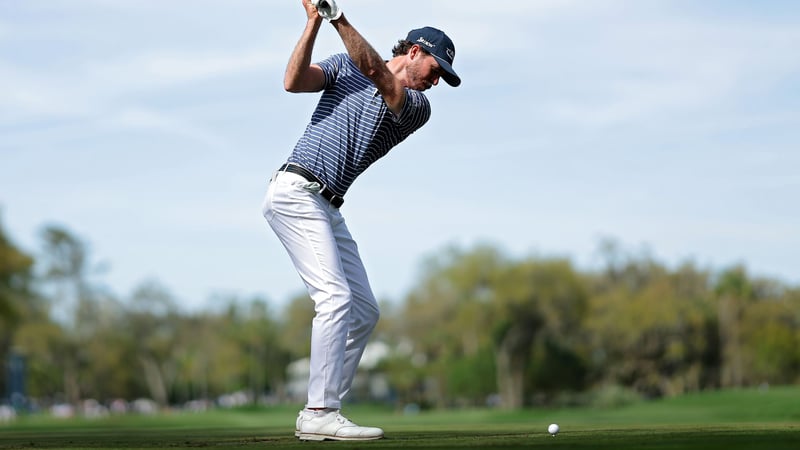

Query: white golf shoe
<box><xmin>295</xmin><ymin>408</ymin><xmax>384</xmax><ymax>441</ymax></box>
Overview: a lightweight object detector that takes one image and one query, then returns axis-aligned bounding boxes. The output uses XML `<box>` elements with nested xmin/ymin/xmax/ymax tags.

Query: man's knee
<box><xmin>366</xmin><ymin>303</ymin><xmax>380</xmax><ymax>326</ymax></box>
<box><xmin>352</xmin><ymin>297</ymin><xmax>380</xmax><ymax>331</ymax></box>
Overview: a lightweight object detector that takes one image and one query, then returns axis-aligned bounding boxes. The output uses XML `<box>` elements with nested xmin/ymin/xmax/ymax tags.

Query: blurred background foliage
<box><xmin>1</xmin><ymin>214</ymin><xmax>798</xmax><ymax>411</ymax></box>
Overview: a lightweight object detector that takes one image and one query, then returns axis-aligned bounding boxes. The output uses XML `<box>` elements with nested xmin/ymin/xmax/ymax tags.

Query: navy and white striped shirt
<box><xmin>287</xmin><ymin>53</ymin><xmax>431</xmax><ymax>196</ymax></box>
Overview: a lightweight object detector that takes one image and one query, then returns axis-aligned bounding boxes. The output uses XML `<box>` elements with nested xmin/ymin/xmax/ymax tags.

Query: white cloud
<box><xmin>3</xmin><ymin>0</ymin><xmax>800</xmax><ymax>307</ymax></box>
<box><xmin>1</xmin><ymin>49</ymin><xmax>280</xmax><ymax>115</ymax></box>
<box><xmin>530</xmin><ymin>14</ymin><xmax>800</xmax><ymax>129</ymax></box>
<box><xmin>109</xmin><ymin>107</ymin><xmax>230</xmax><ymax>149</ymax></box>
<box><xmin>86</xmin><ymin>49</ymin><xmax>280</xmax><ymax>92</ymax></box>
<box><xmin>0</xmin><ymin>64</ymin><xmax>87</xmax><ymax>119</ymax></box>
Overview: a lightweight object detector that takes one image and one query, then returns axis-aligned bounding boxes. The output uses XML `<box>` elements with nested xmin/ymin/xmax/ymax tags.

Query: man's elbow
<box><xmin>284</xmin><ymin>78</ymin><xmax>303</xmax><ymax>93</ymax></box>
<box><xmin>284</xmin><ymin>72</ymin><xmax>324</xmax><ymax>93</ymax></box>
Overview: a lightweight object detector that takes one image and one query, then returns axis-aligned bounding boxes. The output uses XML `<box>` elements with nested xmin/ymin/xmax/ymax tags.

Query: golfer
<box><xmin>262</xmin><ymin>0</ymin><xmax>460</xmax><ymax>441</ymax></box>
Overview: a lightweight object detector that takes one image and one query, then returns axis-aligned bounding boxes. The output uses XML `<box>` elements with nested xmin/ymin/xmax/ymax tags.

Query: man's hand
<box><xmin>310</xmin><ymin>0</ymin><xmax>342</xmax><ymax>22</ymax></box>
<box><xmin>302</xmin><ymin>0</ymin><xmax>322</xmax><ymax>22</ymax></box>
<box><xmin>284</xmin><ymin>0</ymin><xmax>327</xmax><ymax>93</ymax></box>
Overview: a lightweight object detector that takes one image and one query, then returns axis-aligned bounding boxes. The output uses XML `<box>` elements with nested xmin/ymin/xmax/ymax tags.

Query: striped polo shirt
<box><xmin>286</xmin><ymin>53</ymin><xmax>431</xmax><ymax>197</ymax></box>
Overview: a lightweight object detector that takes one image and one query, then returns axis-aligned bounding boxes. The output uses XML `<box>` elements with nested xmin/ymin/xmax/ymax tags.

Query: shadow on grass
<box><xmin>1</xmin><ymin>425</ymin><xmax>799</xmax><ymax>450</ymax></box>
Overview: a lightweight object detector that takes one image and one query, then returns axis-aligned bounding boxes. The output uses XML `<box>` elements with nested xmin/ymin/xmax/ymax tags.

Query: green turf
<box><xmin>1</xmin><ymin>386</ymin><xmax>798</xmax><ymax>449</ymax></box>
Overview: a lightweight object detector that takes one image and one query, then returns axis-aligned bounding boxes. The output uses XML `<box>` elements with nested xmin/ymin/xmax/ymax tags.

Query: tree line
<box><xmin>1</xmin><ymin>217</ymin><xmax>799</xmax><ymax>410</ymax></box>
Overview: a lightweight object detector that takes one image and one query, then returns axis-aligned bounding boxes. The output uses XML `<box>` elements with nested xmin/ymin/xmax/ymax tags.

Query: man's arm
<box><xmin>330</xmin><ymin>15</ymin><xmax>406</xmax><ymax>115</ymax></box>
<box><xmin>284</xmin><ymin>1</ymin><xmax>327</xmax><ymax>93</ymax></box>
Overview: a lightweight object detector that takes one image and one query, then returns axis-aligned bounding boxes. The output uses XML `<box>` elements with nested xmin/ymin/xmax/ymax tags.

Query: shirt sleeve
<box><xmin>316</xmin><ymin>54</ymin><xmax>346</xmax><ymax>89</ymax></box>
<box><xmin>395</xmin><ymin>89</ymin><xmax>432</xmax><ymax>134</ymax></box>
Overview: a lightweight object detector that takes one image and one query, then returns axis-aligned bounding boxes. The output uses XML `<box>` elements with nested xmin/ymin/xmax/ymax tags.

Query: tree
<box><xmin>737</xmin><ymin>278</ymin><xmax>800</xmax><ymax>385</ymax></box>
<box><xmin>0</xmin><ymin>215</ymin><xmax>35</xmax><ymax>325</ymax></box>
<box><xmin>10</xmin><ymin>321</ymin><xmax>66</xmax><ymax>399</ymax></box>
<box><xmin>0</xmin><ymin>216</ymin><xmax>39</xmax><ymax>404</ymax></box>
<box><xmin>491</xmin><ymin>258</ymin><xmax>588</xmax><ymax>407</ymax></box>
<box><xmin>0</xmin><ymin>212</ymin><xmax>36</xmax><ymax>328</ymax></box>
<box><xmin>398</xmin><ymin>245</ymin><xmax>588</xmax><ymax>408</ymax></box>
<box><xmin>39</xmin><ymin>226</ymin><xmax>91</xmax><ymax>310</ymax></box>
<box><xmin>400</xmin><ymin>244</ymin><xmax>505</xmax><ymax>407</ymax></box>
<box><xmin>714</xmin><ymin>266</ymin><xmax>753</xmax><ymax>388</ymax></box>
<box><xmin>280</xmin><ymin>293</ymin><xmax>315</xmax><ymax>360</ymax></box>
<box><xmin>222</xmin><ymin>297</ymin><xmax>291</xmax><ymax>402</ymax></box>
<box><xmin>585</xmin><ymin>257</ymin><xmax>718</xmax><ymax>397</ymax></box>
<box><xmin>37</xmin><ymin>225</ymin><xmax>98</xmax><ymax>404</ymax></box>
<box><xmin>125</xmin><ymin>280</ymin><xmax>181</xmax><ymax>406</ymax></box>
<box><xmin>77</xmin><ymin>295</ymin><xmax>139</xmax><ymax>401</ymax></box>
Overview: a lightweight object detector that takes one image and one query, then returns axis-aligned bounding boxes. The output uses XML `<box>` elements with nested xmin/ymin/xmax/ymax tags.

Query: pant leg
<box><xmin>329</xmin><ymin>214</ymin><xmax>381</xmax><ymax>401</ymax></box>
<box><xmin>262</xmin><ymin>172</ymin><xmax>351</xmax><ymax>409</ymax></box>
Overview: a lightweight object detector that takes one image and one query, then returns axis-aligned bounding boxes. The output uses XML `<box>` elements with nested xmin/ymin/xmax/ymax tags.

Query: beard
<box><xmin>406</xmin><ymin>61</ymin><xmax>432</xmax><ymax>91</ymax></box>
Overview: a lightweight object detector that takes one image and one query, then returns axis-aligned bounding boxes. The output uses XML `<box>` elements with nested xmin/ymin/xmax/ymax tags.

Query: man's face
<box><xmin>407</xmin><ymin>46</ymin><xmax>445</xmax><ymax>91</ymax></box>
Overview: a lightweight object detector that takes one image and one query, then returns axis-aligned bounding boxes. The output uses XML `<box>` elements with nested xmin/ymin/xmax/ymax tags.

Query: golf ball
<box><xmin>548</xmin><ymin>423</ymin><xmax>559</xmax><ymax>435</ymax></box>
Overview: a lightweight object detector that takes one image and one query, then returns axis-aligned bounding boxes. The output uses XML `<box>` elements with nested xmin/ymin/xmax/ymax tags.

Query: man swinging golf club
<box><xmin>262</xmin><ymin>0</ymin><xmax>461</xmax><ymax>441</ymax></box>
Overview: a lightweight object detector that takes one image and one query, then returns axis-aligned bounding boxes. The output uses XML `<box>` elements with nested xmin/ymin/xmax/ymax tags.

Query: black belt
<box><xmin>278</xmin><ymin>163</ymin><xmax>344</xmax><ymax>208</ymax></box>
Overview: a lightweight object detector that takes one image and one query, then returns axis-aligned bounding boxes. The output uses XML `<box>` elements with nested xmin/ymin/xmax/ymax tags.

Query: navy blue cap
<box><xmin>406</xmin><ymin>26</ymin><xmax>461</xmax><ymax>87</ymax></box>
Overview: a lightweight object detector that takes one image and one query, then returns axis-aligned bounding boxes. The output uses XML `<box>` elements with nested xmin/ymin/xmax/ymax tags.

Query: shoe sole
<box><xmin>297</xmin><ymin>432</ymin><xmax>384</xmax><ymax>441</ymax></box>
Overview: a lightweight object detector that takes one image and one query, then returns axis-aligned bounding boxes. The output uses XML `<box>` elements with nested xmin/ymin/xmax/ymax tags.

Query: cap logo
<box><xmin>416</xmin><ymin>36</ymin><xmax>435</xmax><ymax>49</ymax></box>
<box><xmin>446</xmin><ymin>48</ymin><xmax>455</xmax><ymax>60</ymax></box>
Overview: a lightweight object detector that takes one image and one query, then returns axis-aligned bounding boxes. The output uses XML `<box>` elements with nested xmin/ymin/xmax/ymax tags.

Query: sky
<box><xmin>2</xmin><ymin>0</ymin><xmax>799</xmax><ymax>312</ymax></box>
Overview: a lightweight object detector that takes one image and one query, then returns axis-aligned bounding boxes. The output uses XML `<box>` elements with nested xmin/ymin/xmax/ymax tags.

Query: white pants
<box><xmin>262</xmin><ymin>171</ymin><xmax>380</xmax><ymax>409</ymax></box>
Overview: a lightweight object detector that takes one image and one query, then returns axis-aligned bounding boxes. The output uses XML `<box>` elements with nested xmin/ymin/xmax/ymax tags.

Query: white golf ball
<box><xmin>548</xmin><ymin>423</ymin><xmax>560</xmax><ymax>435</ymax></box>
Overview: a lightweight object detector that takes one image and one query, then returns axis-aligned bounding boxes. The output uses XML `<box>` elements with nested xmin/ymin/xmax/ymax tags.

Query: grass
<box><xmin>1</xmin><ymin>386</ymin><xmax>799</xmax><ymax>449</ymax></box>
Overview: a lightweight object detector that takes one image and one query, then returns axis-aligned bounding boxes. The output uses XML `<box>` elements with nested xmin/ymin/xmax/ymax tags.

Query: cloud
<box><xmin>86</xmin><ymin>49</ymin><xmax>280</xmax><ymax>92</ymax></box>
<box><xmin>108</xmin><ymin>107</ymin><xmax>231</xmax><ymax>149</ymax></box>
<box><xmin>0</xmin><ymin>64</ymin><xmax>87</xmax><ymax>120</ymax></box>
<box><xmin>2</xmin><ymin>49</ymin><xmax>279</xmax><ymax>117</ymax></box>
<box><xmin>528</xmin><ymin>13</ymin><xmax>800</xmax><ymax>129</ymax></box>
<box><xmin>3</xmin><ymin>0</ymin><xmax>800</xmax><ymax>307</ymax></box>
<box><xmin>1</xmin><ymin>42</ymin><xmax>281</xmax><ymax>151</ymax></box>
